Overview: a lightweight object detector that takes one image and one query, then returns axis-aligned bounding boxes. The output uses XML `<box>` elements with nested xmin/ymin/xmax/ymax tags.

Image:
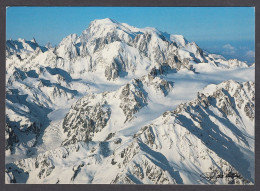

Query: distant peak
<box><xmin>31</xmin><ymin>37</ymin><xmax>37</xmax><ymax>43</ymax></box>
<box><xmin>169</xmin><ymin>34</ymin><xmax>188</xmax><ymax>47</ymax></box>
<box><xmin>56</xmin><ymin>33</ymin><xmax>79</xmax><ymax>49</ymax></box>
<box><xmin>90</xmin><ymin>18</ymin><xmax>120</xmax><ymax>26</ymax></box>
<box><xmin>17</xmin><ymin>38</ymin><xmax>25</xmax><ymax>42</ymax></box>
<box><xmin>60</xmin><ymin>33</ymin><xmax>78</xmax><ymax>42</ymax></box>
<box><xmin>98</xmin><ymin>18</ymin><xmax>117</xmax><ymax>23</ymax></box>
<box><xmin>103</xmin><ymin>18</ymin><xmax>117</xmax><ymax>23</ymax></box>
<box><xmin>67</xmin><ymin>33</ymin><xmax>78</xmax><ymax>39</ymax></box>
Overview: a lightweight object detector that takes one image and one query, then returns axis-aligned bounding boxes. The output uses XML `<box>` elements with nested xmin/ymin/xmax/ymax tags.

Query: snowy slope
<box><xmin>5</xmin><ymin>18</ymin><xmax>254</xmax><ymax>184</ymax></box>
<box><xmin>5</xmin><ymin>80</ymin><xmax>254</xmax><ymax>184</ymax></box>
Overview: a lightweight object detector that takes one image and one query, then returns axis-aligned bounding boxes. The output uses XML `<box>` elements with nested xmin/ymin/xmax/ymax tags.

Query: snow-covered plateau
<box><xmin>5</xmin><ymin>18</ymin><xmax>255</xmax><ymax>184</ymax></box>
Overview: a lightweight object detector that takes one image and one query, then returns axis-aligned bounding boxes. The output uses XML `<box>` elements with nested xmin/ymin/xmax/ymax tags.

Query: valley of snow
<box><xmin>5</xmin><ymin>18</ymin><xmax>255</xmax><ymax>184</ymax></box>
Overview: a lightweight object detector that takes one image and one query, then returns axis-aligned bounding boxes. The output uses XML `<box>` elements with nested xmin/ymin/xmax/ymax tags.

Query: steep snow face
<box><xmin>81</xmin><ymin>18</ymin><xmax>138</xmax><ymax>45</ymax></box>
<box><xmin>132</xmin><ymin>80</ymin><xmax>255</xmax><ymax>183</ymax></box>
<box><xmin>5</xmin><ymin>18</ymin><xmax>254</xmax><ymax>184</ymax></box>
<box><xmin>169</xmin><ymin>34</ymin><xmax>188</xmax><ymax>47</ymax></box>
<box><xmin>55</xmin><ymin>34</ymin><xmax>80</xmax><ymax>60</ymax></box>
<box><xmin>5</xmin><ymin>80</ymin><xmax>254</xmax><ymax>184</ymax></box>
<box><xmin>105</xmin><ymin>80</ymin><xmax>254</xmax><ymax>185</ymax></box>
<box><xmin>78</xmin><ymin>19</ymin><xmax>187</xmax><ymax>79</ymax></box>
<box><xmin>62</xmin><ymin>74</ymin><xmax>174</xmax><ymax>146</ymax></box>
<box><xmin>5</xmin><ymin>66</ymin><xmax>82</xmax><ymax>161</ymax></box>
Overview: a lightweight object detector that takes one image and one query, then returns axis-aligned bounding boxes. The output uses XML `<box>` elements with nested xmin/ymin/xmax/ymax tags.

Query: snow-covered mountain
<box><xmin>5</xmin><ymin>18</ymin><xmax>255</xmax><ymax>184</ymax></box>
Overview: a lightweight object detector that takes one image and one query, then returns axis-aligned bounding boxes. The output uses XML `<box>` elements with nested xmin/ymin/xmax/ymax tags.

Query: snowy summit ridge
<box><xmin>5</xmin><ymin>18</ymin><xmax>254</xmax><ymax>184</ymax></box>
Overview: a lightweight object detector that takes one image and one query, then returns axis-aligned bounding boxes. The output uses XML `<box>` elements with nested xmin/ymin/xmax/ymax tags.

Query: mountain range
<box><xmin>5</xmin><ymin>18</ymin><xmax>255</xmax><ymax>184</ymax></box>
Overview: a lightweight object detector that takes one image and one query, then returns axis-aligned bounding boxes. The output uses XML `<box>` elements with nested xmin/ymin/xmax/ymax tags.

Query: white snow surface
<box><xmin>5</xmin><ymin>18</ymin><xmax>255</xmax><ymax>184</ymax></box>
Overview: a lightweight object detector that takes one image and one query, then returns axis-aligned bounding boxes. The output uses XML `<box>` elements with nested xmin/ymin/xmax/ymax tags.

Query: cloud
<box><xmin>245</xmin><ymin>50</ymin><xmax>255</xmax><ymax>58</ymax></box>
<box><xmin>222</xmin><ymin>44</ymin><xmax>236</xmax><ymax>55</ymax></box>
<box><xmin>223</xmin><ymin>44</ymin><xmax>235</xmax><ymax>50</ymax></box>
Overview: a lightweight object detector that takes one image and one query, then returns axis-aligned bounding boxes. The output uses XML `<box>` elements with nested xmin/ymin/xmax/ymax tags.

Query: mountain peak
<box><xmin>5</xmin><ymin>18</ymin><xmax>255</xmax><ymax>185</ymax></box>
<box><xmin>90</xmin><ymin>18</ymin><xmax>119</xmax><ymax>26</ymax></box>
<box><xmin>31</xmin><ymin>37</ymin><xmax>37</xmax><ymax>43</ymax></box>
<box><xmin>59</xmin><ymin>33</ymin><xmax>78</xmax><ymax>45</ymax></box>
<box><xmin>17</xmin><ymin>38</ymin><xmax>25</xmax><ymax>42</ymax></box>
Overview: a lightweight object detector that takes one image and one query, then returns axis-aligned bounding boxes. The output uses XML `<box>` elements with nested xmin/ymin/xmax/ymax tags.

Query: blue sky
<box><xmin>6</xmin><ymin>7</ymin><xmax>255</xmax><ymax>63</ymax></box>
